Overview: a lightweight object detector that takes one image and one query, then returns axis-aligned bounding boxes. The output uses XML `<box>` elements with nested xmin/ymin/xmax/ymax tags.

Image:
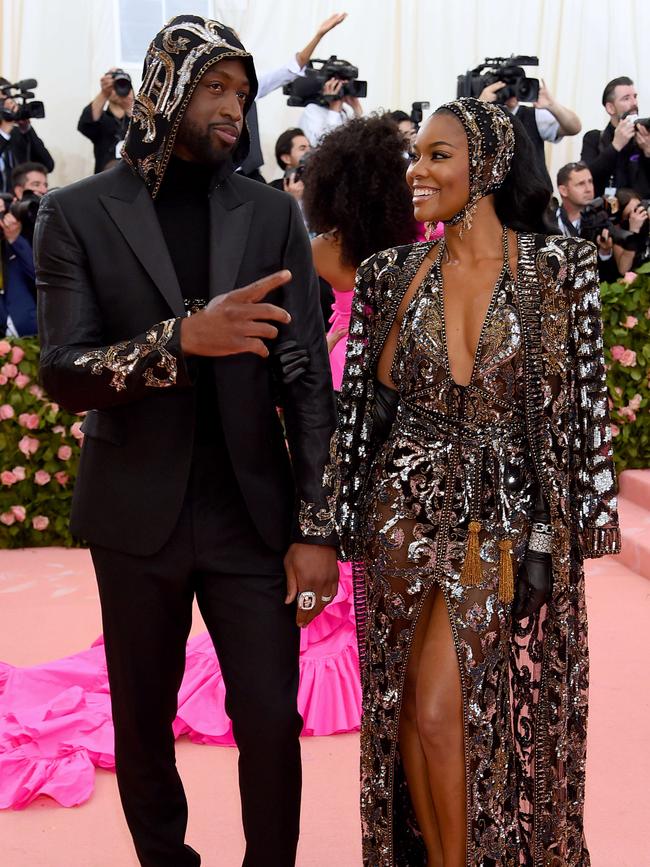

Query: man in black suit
<box><xmin>34</xmin><ymin>16</ymin><xmax>338</xmax><ymax>867</ymax></box>
<box><xmin>581</xmin><ymin>76</ymin><xmax>650</xmax><ymax>198</ymax></box>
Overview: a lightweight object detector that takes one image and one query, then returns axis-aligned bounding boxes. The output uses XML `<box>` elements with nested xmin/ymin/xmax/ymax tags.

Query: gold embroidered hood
<box><xmin>122</xmin><ymin>14</ymin><xmax>258</xmax><ymax>198</ymax></box>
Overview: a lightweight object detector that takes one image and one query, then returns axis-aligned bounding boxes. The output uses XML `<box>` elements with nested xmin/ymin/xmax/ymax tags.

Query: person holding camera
<box><xmin>0</xmin><ymin>76</ymin><xmax>54</xmax><ymax>193</ymax></box>
<box><xmin>12</xmin><ymin>160</ymin><xmax>48</xmax><ymax>200</ymax></box>
<box><xmin>0</xmin><ymin>193</ymin><xmax>37</xmax><ymax>337</ymax></box>
<box><xmin>581</xmin><ymin>77</ymin><xmax>650</xmax><ymax>199</ymax></box>
<box><xmin>553</xmin><ymin>160</ymin><xmax>618</xmax><ymax>281</ymax></box>
<box><xmin>480</xmin><ymin>77</ymin><xmax>581</xmax><ymax>190</ymax></box>
<box><xmin>299</xmin><ymin>76</ymin><xmax>363</xmax><ymax>146</ymax></box>
<box><xmin>270</xmin><ymin>127</ymin><xmax>311</xmax><ymax>197</ymax></box>
<box><xmin>612</xmin><ymin>188</ymin><xmax>650</xmax><ymax>274</ymax></box>
<box><xmin>77</xmin><ymin>68</ymin><xmax>134</xmax><ymax>174</ymax></box>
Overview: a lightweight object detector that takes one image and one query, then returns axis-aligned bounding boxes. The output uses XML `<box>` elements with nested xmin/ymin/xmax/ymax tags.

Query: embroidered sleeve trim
<box><xmin>73</xmin><ymin>318</ymin><xmax>178</xmax><ymax>392</ymax></box>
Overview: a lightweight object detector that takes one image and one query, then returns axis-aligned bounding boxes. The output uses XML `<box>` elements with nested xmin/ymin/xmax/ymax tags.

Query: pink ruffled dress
<box><xmin>327</xmin><ymin>288</ymin><xmax>354</xmax><ymax>392</ymax></box>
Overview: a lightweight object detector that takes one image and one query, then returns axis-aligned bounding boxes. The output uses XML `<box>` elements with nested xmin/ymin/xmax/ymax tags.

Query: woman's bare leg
<box><xmin>399</xmin><ymin>587</ymin><xmax>444</xmax><ymax>866</ymax></box>
<box><xmin>414</xmin><ymin>587</ymin><xmax>467</xmax><ymax>866</ymax></box>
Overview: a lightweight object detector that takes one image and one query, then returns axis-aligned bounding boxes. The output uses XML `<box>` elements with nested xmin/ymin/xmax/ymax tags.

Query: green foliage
<box><xmin>0</xmin><ymin>337</ymin><xmax>83</xmax><ymax>548</ymax></box>
<box><xmin>600</xmin><ymin>265</ymin><xmax>650</xmax><ymax>472</ymax></box>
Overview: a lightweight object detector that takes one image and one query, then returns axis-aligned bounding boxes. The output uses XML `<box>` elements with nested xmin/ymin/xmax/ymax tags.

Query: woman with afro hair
<box><xmin>302</xmin><ymin>113</ymin><xmax>418</xmax><ymax>390</ymax></box>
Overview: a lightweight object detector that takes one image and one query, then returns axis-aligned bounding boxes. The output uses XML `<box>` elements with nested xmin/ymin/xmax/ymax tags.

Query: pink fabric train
<box><xmin>0</xmin><ymin>563</ymin><xmax>360</xmax><ymax>809</ymax></box>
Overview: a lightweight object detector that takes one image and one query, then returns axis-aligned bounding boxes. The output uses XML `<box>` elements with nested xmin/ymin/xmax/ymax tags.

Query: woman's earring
<box><xmin>459</xmin><ymin>201</ymin><xmax>478</xmax><ymax>239</ymax></box>
<box><xmin>424</xmin><ymin>221</ymin><xmax>434</xmax><ymax>241</ymax></box>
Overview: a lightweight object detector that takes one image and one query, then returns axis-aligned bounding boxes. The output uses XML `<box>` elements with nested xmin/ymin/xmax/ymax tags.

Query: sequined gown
<box><xmin>360</xmin><ymin>243</ymin><xmax>543</xmax><ymax>866</ymax></box>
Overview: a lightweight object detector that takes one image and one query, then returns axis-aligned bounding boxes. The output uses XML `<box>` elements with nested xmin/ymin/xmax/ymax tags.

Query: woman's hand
<box><xmin>628</xmin><ymin>203</ymin><xmax>649</xmax><ymax>234</ymax></box>
<box><xmin>513</xmin><ymin>551</ymin><xmax>552</xmax><ymax>620</ymax></box>
<box><xmin>326</xmin><ymin>326</ymin><xmax>348</xmax><ymax>353</ymax></box>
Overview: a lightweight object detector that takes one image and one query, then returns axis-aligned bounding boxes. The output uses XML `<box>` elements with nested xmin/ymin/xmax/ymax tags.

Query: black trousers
<box><xmin>91</xmin><ymin>506</ymin><xmax>302</xmax><ymax>867</ymax></box>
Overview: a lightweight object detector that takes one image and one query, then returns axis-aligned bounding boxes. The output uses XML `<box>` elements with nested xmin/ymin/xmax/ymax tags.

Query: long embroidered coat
<box><xmin>329</xmin><ymin>232</ymin><xmax>621</xmax><ymax>866</ymax></box>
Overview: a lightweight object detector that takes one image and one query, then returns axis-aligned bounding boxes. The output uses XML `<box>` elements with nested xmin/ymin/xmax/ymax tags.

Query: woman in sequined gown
<box><xmin>331</xmin><ymin>100</ymin><xmax>620</xmax><ymax>867</ymax></box>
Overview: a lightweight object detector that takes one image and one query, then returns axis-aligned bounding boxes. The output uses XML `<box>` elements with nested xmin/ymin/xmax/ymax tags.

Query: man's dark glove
<box><xmin>513</xmin><ymin>550</ymin><xmax>552</xmax><ymax>620</ymax></box>
<box><xmin>272</xmin><ymin>340</ymin><xmax>309</xmax><ymax>385</ymax></box>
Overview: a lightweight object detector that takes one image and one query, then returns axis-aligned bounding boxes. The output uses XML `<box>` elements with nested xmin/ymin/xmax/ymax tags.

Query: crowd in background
<box><xmin>1</xmin><ymin>11</ymin><xmax>649</xmax><ymax>342</ymax></box>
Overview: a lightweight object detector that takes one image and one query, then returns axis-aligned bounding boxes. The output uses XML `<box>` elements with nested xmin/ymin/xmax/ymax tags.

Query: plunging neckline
<box><xmin>439</xmin><ymin>229</ymin><xmax>510</xmax><ymax>389</ymax></box>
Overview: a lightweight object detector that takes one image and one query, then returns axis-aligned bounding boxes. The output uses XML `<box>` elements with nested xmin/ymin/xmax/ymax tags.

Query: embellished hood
<box><xmin>122</xmin><ymin>15</ymin><xmax>258</xmax><ymax>197</ymax></box>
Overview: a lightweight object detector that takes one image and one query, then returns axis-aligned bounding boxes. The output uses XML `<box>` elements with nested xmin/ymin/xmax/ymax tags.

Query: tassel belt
<box><xmin>396</xmin><ymin>401</ymin><xmax>526</xmax><ymax>605</ymax></box>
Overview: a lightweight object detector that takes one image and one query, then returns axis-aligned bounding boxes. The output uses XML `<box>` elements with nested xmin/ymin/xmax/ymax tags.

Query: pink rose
<box><xmin>70</xmin><ymin>422</ymin><xmax>84</xmax><ymax>440</ymax></box>
<box><xmin>0</xmin><ymin>404</ymin><xmax>15</xmax><ymax>420</ymax></box>
<box><xmin>1</xmin><ymin>470</ymin><xmax>17</xmax><ymax>486</ymax></box>
<box><xmin>18</xmin><ymin>435</ymin><xmax>39</xmax><ymax>457</ymax></box>
<box><xmin>610</xmin><ymin>345</ymin><xmax>625</xmax><ymax>361</ymax></box>
<box><xmin>621</xmin><ymin>271</ymin><xmax>638</xmax><ymax>285</ymax></box>
<box><xmin>619</xmin><ymin>406</ymin><xmax>637</xmax><ymax>422</ymax></box>
<box><xmin>10</xmin><ymin>505</ymin><xmax>26</xmax><ymax>522</ymax></box>
<box><xmin>28</xmin><ymin>384</ymin><xmax>44</xmax><ymax>399</ymax></box>
<box><xmin>32</xmin><ymin>515</ymin><xmax>49</xmax><ymax>531</ymax></box>
<box><xmin>623</xmin><ymin>315</ymin><xmax>638</xmax><ymax>329</ymax></box>
<box><xmin>646</xmin><ymin>308</ymin><xmax>650</xmax><ymax>320</ymax></box>
<box><xmin>52</xmin><ymin>425</ymin><xmax>66</xmax><ymax>435</ymax></box>
<box><xmin>0</xmin><ymin>339</ymin><xmax>11</xmax><ymax>356</ymax></box>
<box><xmin>0</xmin><ymin>374</ymin><xmax>7</xmax><ymax>386</ymax></box>
<box><xmin>10</xmin><ymin>346</ymin><xmax>24</xmax><ymax>364</ymax></box>
<box><xmin>620</xmin><ymin>349</ymin><xmax>637</xmax><ymax>368</ymax></box>
<box><xmin>47</xmin><ymin>402</ymin><xmax>60</xmax><ymax>414</ymax></box>
<box><xmin>57</xmin><ymin>445</ymin><xmax>72</xmax><ymax>461</ymax></box>
<box><xmin>54</xmin><ymin>471</ymin><xmax>69</xmax><ymax>486</ymax></box>
<box><xmin>629</xmin><ymin>393</ymin><xmax>642</xmax><ymax>411</ymax></box>
<box><xmin>614</xmin><ymin>386</ymin><xmax>623</xmax><ymax>396</ymax></box>
<box><xmin>34</xmin><ymin>470</ymin><xmax>51</xmax><ymax>486</ymax></box>
<box><xmin>12</xmin><ymin>466</ymin><xmax>26</xmax><ymax>481</ymax></box>
<box><xmin>14</xmin><ymin>373</ymin><xmax>31</xmax><ymax>389</ymax></box>
<box><xmin>0</xmin><ymin>511</ymin><xmax>15</xmax><ymax>526</ymax></box>
<box><xmin>611</xmin><ymin>424</ymin><xmax>620</xmax><ymax>437</ymax></box>
<box><xmin>18</xmin><ymin>412</ymin><xmax>39</xmax><ymax>430</ymax></box>
<box><xmin>1</xmin><ymin>363</ymin><xmax>17</xmax><ymax>378</ymax></box>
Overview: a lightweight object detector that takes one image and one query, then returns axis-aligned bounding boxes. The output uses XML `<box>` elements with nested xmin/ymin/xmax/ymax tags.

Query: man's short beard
<box><xmin>175</xmin><ymin>116</ymin><xmax>235</xmax><ymax>165</ymax></box>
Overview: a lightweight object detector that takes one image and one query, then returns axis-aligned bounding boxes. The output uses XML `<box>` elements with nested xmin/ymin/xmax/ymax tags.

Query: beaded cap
<box><xmin>436</xmin><ymin>97</ymin><xmax>515</xmax><ymax>226</ymax></box>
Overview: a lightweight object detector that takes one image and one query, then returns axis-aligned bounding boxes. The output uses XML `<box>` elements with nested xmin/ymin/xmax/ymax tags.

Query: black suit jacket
<box><xmin>34</xmin><ymin>161</ymin><xmax>336</xmax><ymax>556</ymax></box>
<box><xmin>581</xmin><ymin>124</ymin><xmax>650</xmax><ymax>197</ymax></box>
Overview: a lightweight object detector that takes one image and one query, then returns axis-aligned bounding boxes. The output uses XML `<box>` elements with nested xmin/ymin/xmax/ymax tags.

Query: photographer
<box><xmin>581</xmin><ymin>77</ymin><xmax>650</xmax><ymax>198</ymax></box>
<box><xmin>77</xmin><ymin>68</ymin><xmax>134</xmax><ymax>173</ymax></box>
<box><xmin>553</xmin><ymin>161</ymin><xmax>618</xmax><ymax>281</ymax></box>
<box><xmin>0</xmin><ymin>194</ymin><xmax>36</xmax><ymax>337</ymax></box>
<box><xmin>612</xmin><ymin>188</ymin><xmax>650</xmax><ymax>274</ymax></box>
<box><xmin>11</xmin><ymin>161</ymin><xmax>48</xmax><ymax>200</ymax></box>
<box><xmin>0</xmin><ymin>76</ymin><xmax>54</xmax><ymax>193</ymax></box>
<box><xmin>480</xmin><ymin>77</ymin><xmax>581</xmax><ymax>190</ymax></box>
<box><xmin>300</xmin><ymin>77</ymin><xmax>362</xmax><ymax>146</ymax></box>
<box><xmin>270</xmin><ymin>128</ymin><xmax>310</xmax><ymax>199</ymax></box>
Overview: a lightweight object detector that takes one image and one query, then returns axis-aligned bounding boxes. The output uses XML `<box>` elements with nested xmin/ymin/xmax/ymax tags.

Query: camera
<box><xmin>621</xmin><ymin>109</ymin><xmax>650</xmax><ymax>130</ymax></box>
<box><xmin>283</xmin><ymin>56</ymin><xmax>367</xmax><ymax>108</ymax></box>
<box><xmin>457</xmin><ymin>56</ymin><xmax>540</xmax><ymax>104</ymax></box>
<box><xmin>410</xmin><ymin>101</ymin><xmax>430</xmax><ymax>127</ymax></box>
<box><xmin>110</xmin><ymin>69</ymin><xmax>133</xmax><ymax>98</ymax></box>
<box><xmin>283</xmin><ymin>152</ymin><xmax>310</xmax><ymax>184</ymax></box>
<box><xmin>580</xmin><ymin>197</ymin><xmax>637</xmax><ymax>251</ymax></box>
<box><xmin>0</xmin><ymin>79</ymin><xmax>45</xmax><ymax>122</ymax></box>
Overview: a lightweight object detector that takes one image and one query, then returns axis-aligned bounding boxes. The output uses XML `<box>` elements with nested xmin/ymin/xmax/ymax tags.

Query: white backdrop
<box><xmin>1</xmin><ymin>0</ymin><xmax>649</xmax><ymax>190</ymax></box>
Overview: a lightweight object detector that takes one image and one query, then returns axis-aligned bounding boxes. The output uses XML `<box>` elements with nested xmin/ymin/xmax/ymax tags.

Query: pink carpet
<box><xmin>1</xmin><ymin>467</ymin><xmax>649</xmax><ymax>865</ymax></box>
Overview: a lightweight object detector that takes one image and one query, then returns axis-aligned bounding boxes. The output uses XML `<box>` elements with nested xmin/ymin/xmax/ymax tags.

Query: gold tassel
<box><xmin>461</xmin><ymin>520</ymin><xmax>483</xmax><ymax>586</ymax></box>
<box><xmin>498</xmin><ymin>539</ymin><xmax>514</xmax><ymax>604</ymax></box>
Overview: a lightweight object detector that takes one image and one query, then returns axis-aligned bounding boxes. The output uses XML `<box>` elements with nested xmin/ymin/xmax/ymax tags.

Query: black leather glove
<box><xmin>272</xmin><ymin>340</ymin><xmax>309</xmax><ymax>385</ymax></box>
<box><xmin>513</xmin><ymin>487</ymin><xmax>553</xmax><ymax>620</ymax></box>
<box><xmin>371</xmin><ymin>379</ymin><xmax>399</xmax><ymax>448</ymax></box>
<box><xmin>513</xmin><ymin>549</ymin><xmax>552</xmax><ymax>619</ymax></box>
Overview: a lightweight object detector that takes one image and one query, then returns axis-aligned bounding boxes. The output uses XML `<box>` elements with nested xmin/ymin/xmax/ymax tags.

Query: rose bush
<box><xmin>600</xmin><ymin>262</ymin><xmax>650</xmax><ymax>472</ymax></box>
<box><xmin>0</xmin><ymin>337</ymin><xmax>83</xmax><ymax>547</ymax></box>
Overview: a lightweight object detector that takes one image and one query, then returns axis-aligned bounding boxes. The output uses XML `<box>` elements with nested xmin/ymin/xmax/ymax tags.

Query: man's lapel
<box><xmin>99</xmin><ymin>166</ymin><xmax>185</xmax><ymax>317</ymax></box>
<box><xmin>208</xmin><ymin>176</ymin><xmax>254</xmax><ymax>299</ymax></box>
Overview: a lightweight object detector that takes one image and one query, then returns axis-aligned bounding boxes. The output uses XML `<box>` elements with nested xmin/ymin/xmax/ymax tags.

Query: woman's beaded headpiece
<box><xmin>436</xmin><ymin>97</ymin><xmax>515</xmax><ymax>230</ymax></box>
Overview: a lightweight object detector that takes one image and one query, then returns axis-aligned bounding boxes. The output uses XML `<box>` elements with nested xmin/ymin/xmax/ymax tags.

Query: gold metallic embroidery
<box><xmin>73</xmin><ymin>318</ymin><xmax>178</xmax><ymax>392</ymax></box>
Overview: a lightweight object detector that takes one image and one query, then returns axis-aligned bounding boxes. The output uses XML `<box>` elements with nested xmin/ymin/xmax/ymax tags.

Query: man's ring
<box><xmin>297</xmin><ymin>591</ymin><xmax>317</xmax><ymax>611</ymax></box>
<box><xmin>321</xmin><ymin>594</ymin><xmax>334</xmax><ymax>603</ymax></box>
